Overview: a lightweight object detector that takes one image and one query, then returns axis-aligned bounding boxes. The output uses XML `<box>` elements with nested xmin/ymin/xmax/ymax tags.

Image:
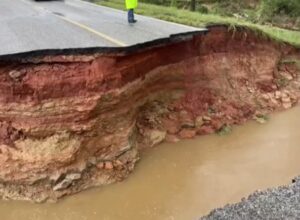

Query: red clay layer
<box><xmin>0</xmin><ymin>26</ymin><xmax>299</xmax><ymax>202</ymax></box>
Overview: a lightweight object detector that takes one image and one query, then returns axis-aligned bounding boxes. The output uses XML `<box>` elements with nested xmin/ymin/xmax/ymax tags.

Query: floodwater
<box><xmin>1</xmin><ymin>107</ymin><xmax>300</xmax><ymax>220</ymax></box>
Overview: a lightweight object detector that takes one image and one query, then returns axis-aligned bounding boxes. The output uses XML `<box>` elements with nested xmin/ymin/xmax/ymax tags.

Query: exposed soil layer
<box><xmin>0</xmin><ymin>26</ymin><xmax>299</xmax><ymax>202</ymax></box>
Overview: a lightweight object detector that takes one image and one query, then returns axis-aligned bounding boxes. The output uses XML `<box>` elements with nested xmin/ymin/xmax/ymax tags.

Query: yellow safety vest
<box><xmin>126</xmin><ymin>0</ymin><xmax>138</xmax><ymax>9</ymax></box>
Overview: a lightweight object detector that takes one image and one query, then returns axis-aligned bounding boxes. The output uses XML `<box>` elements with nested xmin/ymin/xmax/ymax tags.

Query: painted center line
<box><xmin>55</xmin><ymin>14</ymin><xmax>127</xmax><ymax>47</ymax></box>
<box><xmin>19</xmin><ymin>0</ymin><xmax>127</xmax><ymax>47</ymax></box>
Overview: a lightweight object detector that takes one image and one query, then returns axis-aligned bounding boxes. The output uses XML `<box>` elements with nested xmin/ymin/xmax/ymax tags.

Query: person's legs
<box><xmin>132</xmin><ymin>9</ymin><xmax>137</xmax><ymax>22</ymax></box>
<box><xmin>128</xmin><ymin>9</ymin><xmax>133</xmax><ymax>23</ymax></box>
<box><xmin>128</xmin><ymin>9</ymin><xmax>137</xmax><ymax>23</ymax></box>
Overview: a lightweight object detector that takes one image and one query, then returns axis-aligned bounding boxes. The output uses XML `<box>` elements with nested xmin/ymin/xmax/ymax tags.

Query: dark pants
<box><xmin>128</xmin><ymin>9</ymin><xmax>135</xmax><ymax>23</ymax></box>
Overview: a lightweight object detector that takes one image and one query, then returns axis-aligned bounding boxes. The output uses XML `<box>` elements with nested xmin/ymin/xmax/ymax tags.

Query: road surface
<box><xmin>0</xmin><ymin>0</ymin><xmax>207</xmax><ymax>56</ymax></box>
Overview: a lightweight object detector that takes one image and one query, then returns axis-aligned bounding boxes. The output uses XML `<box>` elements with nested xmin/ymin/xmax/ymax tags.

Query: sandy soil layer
<box><xmin>0</xmin><ymin>26</ymin><xmax>299</xmax><ymax>202</ymax></box>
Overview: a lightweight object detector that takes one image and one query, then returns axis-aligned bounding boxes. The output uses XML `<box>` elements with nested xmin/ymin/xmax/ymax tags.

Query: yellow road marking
<box><xmin>19</xmin><ymin>0</ymin><xmax>127</xmax><ymax>47</ymax></box>
<box><xmin>56</xmin><ymin>15</ymin><xmax>127</xmax><ymax>47</ymax></box>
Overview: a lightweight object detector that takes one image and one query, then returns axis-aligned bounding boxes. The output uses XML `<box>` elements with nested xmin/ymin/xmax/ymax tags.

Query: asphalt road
<box><xmin>0</xmin><ymin>0</ymin><xmax>206</xmax><ymax>56</ymax></box>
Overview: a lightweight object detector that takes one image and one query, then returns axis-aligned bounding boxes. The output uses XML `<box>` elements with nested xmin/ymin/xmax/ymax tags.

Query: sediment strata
<box><xmin>0</xmin><ymin>26</ymin><xmax>299</xmax><ymax>202</ymax></box>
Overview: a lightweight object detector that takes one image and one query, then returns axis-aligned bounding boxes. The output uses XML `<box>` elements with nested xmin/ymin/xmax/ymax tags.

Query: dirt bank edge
<box><xmin>0</xmin><ymin>25</ymin><xmax>299</xmax><ymax>202</ymax></box>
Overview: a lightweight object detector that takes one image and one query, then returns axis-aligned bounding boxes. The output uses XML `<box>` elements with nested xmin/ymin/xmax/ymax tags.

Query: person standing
<box><xmin>126</xmin><ymin>0</ymin><xmax>138</xmax><ymax>23</ymax></box>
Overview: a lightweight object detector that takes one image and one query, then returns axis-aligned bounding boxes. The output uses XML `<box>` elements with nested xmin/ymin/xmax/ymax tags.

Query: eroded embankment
<box><xmin>0</xmin><ymin>26</ymin><xmax>299</xmax><ymax>202</ymax></box>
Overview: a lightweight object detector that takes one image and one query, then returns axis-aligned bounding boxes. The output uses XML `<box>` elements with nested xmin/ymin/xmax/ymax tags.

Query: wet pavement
<box><xmin>0</xmin><ymin>0</ymin><xmax>204</xmax><ymax>56</ymax></box>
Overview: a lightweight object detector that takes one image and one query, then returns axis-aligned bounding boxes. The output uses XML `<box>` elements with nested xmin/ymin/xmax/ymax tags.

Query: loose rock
<box><xmin>8</xmin><ymin>70</ymin><xmax>25</xmax><ymax>80</ymax></box>
<box><xmin>201</xmin><ymin>177</ymin><xmax>300</xmax><ymax>220</ymax></box>
<box><xmin>178</xmin><ymin>129</ymin><xmax>196</xmax><ymax>139</ymax></box>
<box><xmin>104</xmin><ymin>161</ymin><xmax>114</xmax><ymax>170</ymax></box>
<box><xmin>53</xmin><ymin>173</ymin><xmax>81</xmax><ymax>191</ymax></box>
<box><xmin>195</xmin><ymin>116</ymin><xmax>204</xmax><ymax>128</ymax></box>
<box><xmin>203</xmin><ymin>116</ymin><xmax>212</xmax><ymax>122</ymax></box>
<box><xmin>149</xmin><ymin>130</ymin><xmax>167</xmax><ymax>145</ymax></box>
<box><xmin>96</xmin><ymin>162</ymin><xmax>104</xmax><ymax>169</ymax></box>
<box><xmin>165</xmin><ymin>134</ymin><xmax>180</xmax><ymax>143</ymax></box>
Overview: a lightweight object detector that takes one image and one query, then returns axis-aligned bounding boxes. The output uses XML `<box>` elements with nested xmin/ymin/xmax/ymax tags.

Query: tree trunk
<box><xmin>190</xmin><ymin>0</ymin><xmax>196</xmax><ymax>11</ymax></box>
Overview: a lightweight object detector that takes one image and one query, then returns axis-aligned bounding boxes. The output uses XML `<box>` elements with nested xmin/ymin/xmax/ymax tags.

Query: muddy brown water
<box><xmin>1</xmin><ymin>106</ymin><xmax>300</xmax><ymax>220</ymax></box>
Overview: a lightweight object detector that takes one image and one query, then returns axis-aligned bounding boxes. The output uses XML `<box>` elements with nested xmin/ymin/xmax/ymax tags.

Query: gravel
<box><xmin>201</xmin><ymin>177</ymin><xmax>300</xmax><ymax>220</ymax></box>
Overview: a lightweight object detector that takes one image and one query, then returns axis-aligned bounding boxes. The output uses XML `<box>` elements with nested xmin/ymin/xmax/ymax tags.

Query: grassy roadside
<box><xmin>93</xmin><ymin>0</ymin><xmax>300</xmax><ymax>47</ymax></box>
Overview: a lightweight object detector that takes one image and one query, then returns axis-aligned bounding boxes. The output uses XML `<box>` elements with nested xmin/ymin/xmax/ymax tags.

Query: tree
<box><xmin>190</xmin><ymin>0</ymin><xmax>196</xmax><ymax>11</ymax></box>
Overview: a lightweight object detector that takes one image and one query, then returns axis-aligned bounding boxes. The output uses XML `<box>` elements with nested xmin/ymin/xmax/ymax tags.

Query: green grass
<box><xmin>94</xmin><ymin>0</ymin><xmax>300</xmax><ymax>47</ymax></box>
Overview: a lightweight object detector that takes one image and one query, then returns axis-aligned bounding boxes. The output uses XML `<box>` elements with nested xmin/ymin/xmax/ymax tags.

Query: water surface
<box><xmin>1</xmin><ymin>107</ymin><xmax>300</xmax><ymax>220</ymax></box>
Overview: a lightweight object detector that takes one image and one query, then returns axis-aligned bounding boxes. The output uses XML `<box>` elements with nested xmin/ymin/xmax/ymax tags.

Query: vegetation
<box><xmin>257</xmin><ymin>0</ymin><xmax>300</xmax><ymax>20</ymax></box>
<box><xmin>206</xmin><ymin>0</ymin><xmax>300</xmax><ymax>26</ymax></box>
<box><xmin>281</xmin><ymin>59</ymin><xmax>300</xmax><ymax>71</ymax></box>
<box><xmin>217</xmin><ymin>124</ymin><xmax>232</xmax><ymax>135</ymax></box>
<box><xmin>276</xmin><ymin>77</ymin><xmax>289</xmax><ymax>88</ymax></box>
<box><xmin>254</xmin><ymin>114</ymin><xmax>269</xmax><ymax>124</ymax></box>
<box><xmin>94</xmin><ymin>0</ymin><xmax>300</xmax><ymax>47</ymax></box>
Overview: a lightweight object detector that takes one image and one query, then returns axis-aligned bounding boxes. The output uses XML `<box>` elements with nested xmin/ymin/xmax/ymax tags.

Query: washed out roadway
<box><xmin>0</xmin><ymin>0</ymin><xmax>207</xmax><ymax>56</ymax></box>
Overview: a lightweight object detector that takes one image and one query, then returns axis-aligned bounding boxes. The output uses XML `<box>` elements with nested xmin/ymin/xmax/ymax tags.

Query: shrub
<box><xmin>258</xmin><ymin>0</ymin><xmax>300</xmax><ymax>21</ymax></box>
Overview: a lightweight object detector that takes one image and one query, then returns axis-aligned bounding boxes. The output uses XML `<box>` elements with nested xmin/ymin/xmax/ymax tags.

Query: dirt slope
<box><xmin>0</xmin><ymin>26</ymin><xmax>299</xmax><ymax>202</ymax></box>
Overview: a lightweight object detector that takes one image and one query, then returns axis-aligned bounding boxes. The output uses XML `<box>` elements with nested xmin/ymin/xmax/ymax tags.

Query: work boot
<box><xmin>129</xmin><ymin>19</ymin><xmax>137</xmax><ymax>23</ymax></box>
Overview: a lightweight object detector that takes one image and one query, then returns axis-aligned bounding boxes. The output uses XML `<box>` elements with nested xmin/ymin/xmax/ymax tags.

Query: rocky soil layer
<box><xmin>0</xmin><ymin>26</ymin><xmax>299</xmax><ymax>202</ymax></box>
<box><xmin>201</xmin><ymin>177</ymin><xmax>300</xmax><ymax>220</ymax></box>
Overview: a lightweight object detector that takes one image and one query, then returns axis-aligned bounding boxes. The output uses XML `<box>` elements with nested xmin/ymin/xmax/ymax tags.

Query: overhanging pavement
<box><xmin>0</xmin><ymin>0</ymin><xmax>208</xmax><ymax>57</ymax></box>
